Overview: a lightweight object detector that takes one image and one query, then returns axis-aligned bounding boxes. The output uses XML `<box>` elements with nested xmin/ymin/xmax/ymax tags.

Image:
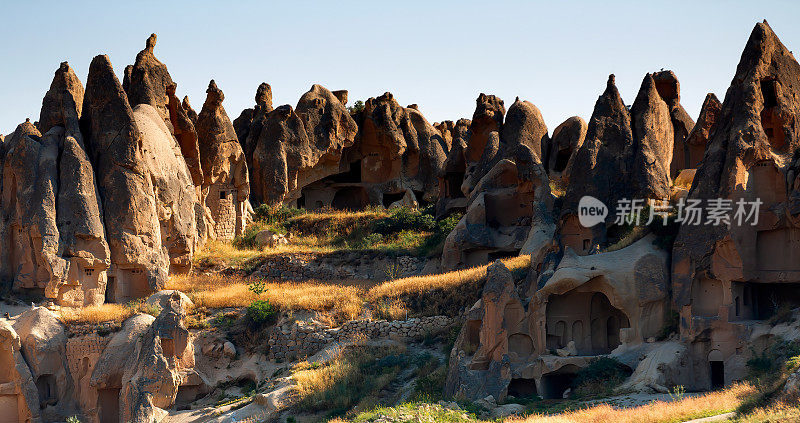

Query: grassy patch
<box><xmin>571</xmin><ymin>357</ymin><xmax>632</xmax><ymax>399</ymax></box>
<box><xmin>60</xmin><ymin>299</ymin><xmax>163</xmax><ymax>324</ymax></box>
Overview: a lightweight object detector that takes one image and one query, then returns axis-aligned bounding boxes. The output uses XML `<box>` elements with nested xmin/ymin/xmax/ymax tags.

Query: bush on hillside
<box><xmin>246</xmin><ymin>299</ymin><xmax>278</xmax><ymax>328</ymax></box>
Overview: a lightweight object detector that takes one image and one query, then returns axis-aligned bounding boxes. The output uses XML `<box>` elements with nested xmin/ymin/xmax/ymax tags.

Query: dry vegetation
<box><xmin>165</xmin><ymin>254</ymin><xmax>530</xmax><ymax>323</ymax></box>
<box><xmin>509</xmin><ymin>383</ymin><xmax>754</xmax><ymax>423</ymax></box>
<box><xmin>59</xmin><ymin>300</ymin><xmax>162</xmax><ymax>324</ymax></box>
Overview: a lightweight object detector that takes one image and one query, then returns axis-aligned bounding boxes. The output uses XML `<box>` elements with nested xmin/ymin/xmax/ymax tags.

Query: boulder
<box><xmin>81</xmin><ymin>54</ymin><xmax>169</xmax><ymax>302</ymax></box>
<box><xmin>196</xmin><ymin>80</ymin><xmax>250</xmax><ymax>240</ymax></box>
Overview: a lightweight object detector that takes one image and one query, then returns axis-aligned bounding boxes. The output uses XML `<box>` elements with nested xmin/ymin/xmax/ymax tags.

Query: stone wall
<box><xmin>252</xmin><ymin>252</ymin><xmax>423</xmax><ymax>281</ymax></box>
<box><xmin>267</xmin><ymin>316</ymin><xmax>451</xmax><ymax>361</ymax></box>
<box><xmin>206</xmin><ymin>183</ymin><xmax>238</xmax><ymax>240</ymax></box>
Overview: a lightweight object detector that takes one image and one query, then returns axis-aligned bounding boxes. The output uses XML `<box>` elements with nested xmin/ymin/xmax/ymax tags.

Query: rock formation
<box><xmin>0</xmin><ymin>319</ymin><xmax>41</xmax><ymax>423</ymax></box>
<box><xmin>245</xmin><ymin>88</ymin><xmax>446</xmax><ymax>210</ymax></box>
<box><xmin>673</xmin><ymin>93</ymin><xmax>721</xmax><ymax>175</ymax></box>
<box><xmin>446</xmin><ymin>236</ymin><xmax>669</xmax><ymax>401</ymax></box>
<box><xmin>545</xmin><ymin>116</ymin><xmax>586</xmax><ymax>178</ymax></box>
<box><xmin>196</xmin><ymin>81</ymin><xmax>250</xmax><ymax>240</ymax></box>
<box><xmin>650</xmin><ymin>71</ymin><xmax>696</xmax><ymax>178</ymax></box>
<box><xmin>81</xmin><ymin>54</ymin><xmax>170</xmax><ymax>302</ymax></box>
<box><xmin>123</xmin><ymin>34</ymin><xmax>203</xmax><ymax>186</ymax></box>
<box><xmin>559</xmin><ymin>73</ymin><xmax>675</xmax><ymax>255</ymax></box>
<box><xmin>671</xmin><ymin>20</ymin><xmax>800</xmax><ymax>390</ymax></box>
<box><xmin>441</xmin><ymin>144</ymin><xmax>552</xmax><ymax>269</ymax></box>
<box><xmin>92</xmin><ymin>293</ymin><xmax>196</xmax><ymax>422</ymax></box>
<box><xmin>435</xmin><ymin>119</ymin><xmax>472</xmax><ymax>216</ymax></box>
<box><xmin>2</xmin><ymin>63</ymin><xmax>111</xmax><ymax>307</ymax></box>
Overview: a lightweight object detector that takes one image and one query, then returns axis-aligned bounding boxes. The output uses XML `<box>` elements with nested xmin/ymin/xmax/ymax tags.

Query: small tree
<box><xmin>248</xmin><ymin>278</ymin><xmax>267</xmax><ymax>297</ymax></box>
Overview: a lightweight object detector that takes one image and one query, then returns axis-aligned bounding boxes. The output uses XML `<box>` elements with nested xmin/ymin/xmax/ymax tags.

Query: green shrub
<box><xmin>253</xmin><ymin>204</ymin><xmax>306</xmax><ymax>224</ymax></box>
<box><xmin>418</xmin><ymin>212</ymin><xmax>462</xmax><ymax>257</ymax></box>
<box><xmin>572</xmin><ymin>357</ymin><xmax>632</xmax><ymax>398</ymax></box>
<box><xmin>246</xmin><ymin>300</ymin><xmax>279</xmax><ymax>328</ymax></box>
<box><xmin>374</xmin><ymin>207</ymin><xmax>435</xmax><ymax>235</ymax></box>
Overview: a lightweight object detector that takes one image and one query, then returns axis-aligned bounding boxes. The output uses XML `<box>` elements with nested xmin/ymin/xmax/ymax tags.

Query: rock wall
<box><xmin>267</xmin><ymin>315</ymin><xmax>451</xmax><ymax>361</ymax></box>
<box><xmin>251</xmin><ymin>252</ymin><xmax>423</xmax><ymax>281</ymax></box>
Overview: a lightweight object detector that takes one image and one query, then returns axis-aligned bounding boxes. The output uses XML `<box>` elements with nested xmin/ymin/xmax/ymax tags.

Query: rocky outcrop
<box><xmin>502</xmin><ymin>97</ymin><xmax>548</xmax><ymax>160</ymax></box>
<box><xmin>447</xmin><ymin>236</ymin><xmax>669</xmax><ymax>401</ymax></box>
<box><xmin>545</xmin><ymin>116</ymin><xmax>586</xmax><ymax>178</ymax></box>
<box><xmin>559</xmin><ymin>74</ymin><xmax>674</xmax><ymax>255</ymax></box>
<box><xmin>2</xmin><ymin>63</ymin><xmax>111</xmax><ymax>307</ymax></box>
<box><xmin>442</xmin><ymin>144</ymin><xmax>552</xmax><ymax>270</ymax></box>
<box><xmin>651</xmin><ymin>71</ymin><xmax>696</xmax><ymax>178</ymax></box>
<box><xmin>196</xmin><ymin>80</ymin><xmax>250</xmax><ymax>240</ymax></box>
<box><xmin>13</xmin><ymin>307</ymin><xmax>75</xmax><ymax>420</ymax></box>
<box><xmin>0</xmin><ymin>319</ymin><xmax>41</xmax><ymax>423</ymax></box>
<box><xmin>123</xmin><ymin>34</ymin><xmax>202</xmax><ymax>185</ymax></box>
<box><xmin>671</xmin><ymin>22</ymin><xmax>800</xmax><ymax>385</ymax></box>
<box><xmin>462</xmin><ymin>94</ymin><xmax>505</xmax><ymax>197</ymax></box>
<box><xmin>91</xmin><ymin>293</ymin><xmax>195</xmax><ymax>422</ymax></box>
<box><xmin>81</xmin><ymin>54</ymin><xmax>169</xmax><ymax>302</ymax></box>
<box><xmin>630</xmin><ymin>73</ymin><xmax>674</xmax><ymax>201</ymax></box>
<box><xmin>436</xmin><ymin>118</ymin><xmax>472</xmax><ymax>216</ymax></box>
<box><xmin>673</xmin><ymin>93</ymin><xmax>721</xmax><ymax>174</ymax></box>
<box><xmin>132</xmin><ymin>104</ymin><xmax>198</xmax><ymax>273</ymax></box>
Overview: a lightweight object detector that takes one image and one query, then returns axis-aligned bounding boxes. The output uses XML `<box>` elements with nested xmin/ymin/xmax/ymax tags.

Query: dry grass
<box><xmin>509</xmin><ymin>383</ymin><xmax>755</xmax><ymax>423</ymax></box>
<box><xmin>167</xmin><ymin>273</ymin><xmax>367</xmax><ymax>321</ymax></box>
<box><xmin>367</xmin><ymin>255</ymin><xmax>529</xmax><ymax>301</ymax></box>
<box><xmin>732</xmin><ymin>401</ymin><xmax>800</xmax><ymax>422</ymax></box>
<box><xmin>60</xmin><ymin>304</ymin><xmax>134</xmax><ymax>324</ymax></box>
<box><xmin>59</xmin><ymin>300</ymin><xmax>162</xmax><ymax>325</ymax></box>
<box><xmin>167</xmin><ymin>255</ymin><xmax>531</xmax><ymax>322</ymax></box>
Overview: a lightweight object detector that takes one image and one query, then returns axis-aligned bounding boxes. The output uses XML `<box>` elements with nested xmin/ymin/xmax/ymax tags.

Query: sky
<box><xmin>1</xmin><ymin>1</ymin><xmax>799</xmax><ymax>135</ymax></box>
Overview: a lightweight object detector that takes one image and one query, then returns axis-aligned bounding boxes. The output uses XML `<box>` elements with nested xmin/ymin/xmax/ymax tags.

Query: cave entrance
<box><xmin>710</xmin><ymin>361</ymin><xmax>725</xmax><ymax>390</ymax></box>
<box><xmin>332</xmin><ymin>187</ymin><xmax>369</xmax><ymax>210</ymax></box>
<box><xmin>35</xmin><ymin>374</ymin><xmax>57</xmax><ymax>408</ymax></box>
<box><xmin>445</xmin><ymin>172</ymin><xmax>465</xmax><ymax>198</ymax></box>
<box><xmin>760</xmin><ymin>79</ymin><xmax>787</xmax><ymax>152</ymax></box>
<box><xmin>328</xmin><ymin>160</ymin><xmax>362</xmax><ymax>183</ymax></box>
<box><xmin>507</xmin><ymin>378</ymin><xmax>538</xmax><ymax>399</ymax></box>
<box><xmin>540</xmin><ymin>365</ymin><xmax>579</xmax><ymax>399</ymax></box>
<box><xmin>382</xmin><ymin>192</ymin><xmax>406</xmax><ymax>208</ymax></box>
<box><xmin>554</xmin><ymin>149</ymin><xmax>571</xmax><ymax>173</ymax></box>
<box><xmin>98</xmin><ymin>387</ymin><xmax>121</xmax><ymax>423</ymax></box>
<box><xmin>105</xmin><ymin>275</ymin><xmax>116</xmax><ymax>303</ymax></box>
<box><xmin>589</xmin><ymin>292</ymin><xmax>629</xmax><ymax>354</ymax></box>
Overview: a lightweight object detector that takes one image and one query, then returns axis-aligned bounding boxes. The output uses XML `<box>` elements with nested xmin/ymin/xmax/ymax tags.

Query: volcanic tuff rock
<box><xmin>502</xmin><ymin>97</ymin><xmax>549</xmax><ymax>160</ymax></box>
<box><xmin>462</xmin><ymin>94</ymin><xmax>505</xmax><ymax>197</ymax></box>
<box><xmin>124</xmin><ymin>34</ymin><xmax>203</xmax><ymax>186</ymax></box>
<box><xmin>196</xmin><ymin>80</ymin><xmax>250</xmax><ymax>240</ymax></box>
<box><xmin>559</xmin><ymin>73</ymin><xmax>676</xmax><ymax>255</ymax></box>
<box><xmin>0</xmin><ymin>319</ymin><xmax>41</xmax><ymax>422</ymax></box>
<box><xmin>651</xmin><ymin>70</ymin><xmax>696</xmax><ymax>178</ymax></box>
<box><xmin>91</xmin><ymin>293</ymin><xmax>195</xmax><ymax>422</ymax></box>
<box><xmin>546</xmin><ymin>116</ymin><xmax>587</xmax><ymax>177</ymax></box>
<box><xmin>674</xmin><ymin>93</ymin><xmax>721</xmax><ymax>173</ymax></box>
<box><xmin>81</xmin><ymin>54</ymin><xmax>169</xmax><ymax>301</ymax></box>
<box><xmin>630</xmin><ymin>73</ymin><xmax>674</xmax><ymax>201</ymax></box>
<box><xmin>672</xmin><ymin>20</ymin><xmax>800</xmax><ymax>311</ymax></box>
<box><xmin>2</xmin><ymin>63</ymin><xmax>110</xmax><ymax>307</ymax></box>
<box><xmin>441</xmin><ymin>144</ymin><xmax>552</xmax><ymax>270</ymax></box>
<box><xmin>132</xmin><ymin>104</ymin><xmax>198</xmax><ymax>273</ymax></box>
<box><xmin>436</xmin><ymin>118</ymin><xmax>472</xmax><ymax>217</ymax></box>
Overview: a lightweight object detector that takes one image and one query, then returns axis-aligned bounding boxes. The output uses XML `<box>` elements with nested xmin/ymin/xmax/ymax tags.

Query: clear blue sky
<box><xmin>1</xmin><ymin>1</ymin><xmax>798</xmax><ymax>135</ymax></box>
